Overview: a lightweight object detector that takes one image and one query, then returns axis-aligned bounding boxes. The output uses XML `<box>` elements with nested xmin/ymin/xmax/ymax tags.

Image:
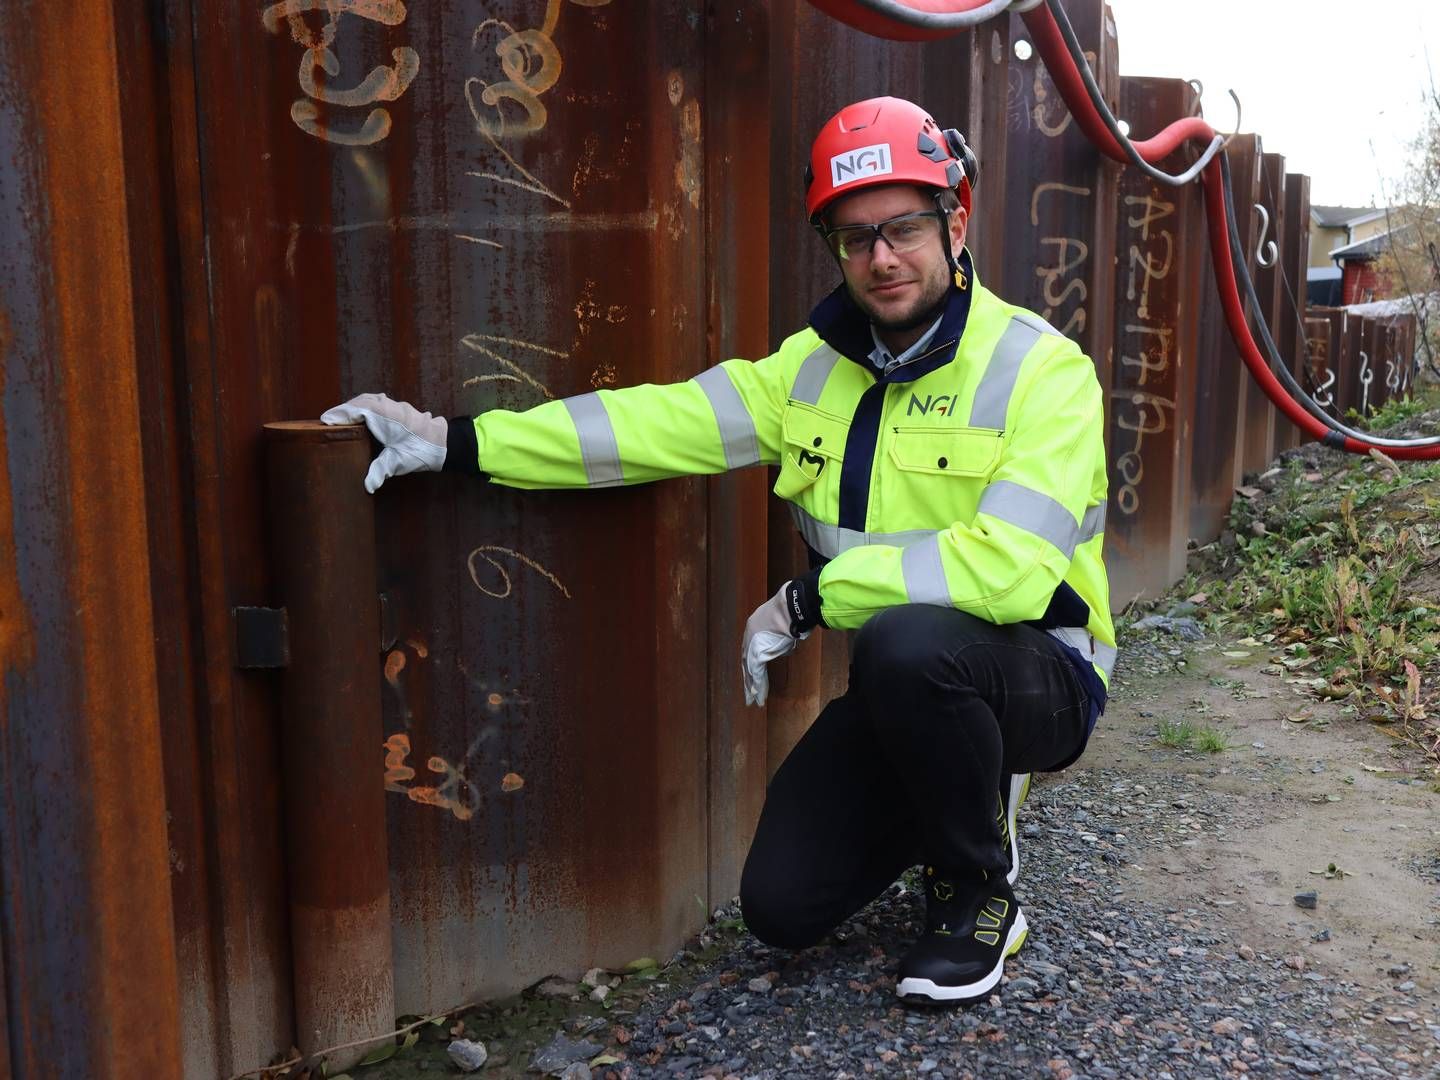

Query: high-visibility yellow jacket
<box><xmin>454</xmin><ymin>252</ymin><xmax>1115</xmax><ymax>686</ymax></box>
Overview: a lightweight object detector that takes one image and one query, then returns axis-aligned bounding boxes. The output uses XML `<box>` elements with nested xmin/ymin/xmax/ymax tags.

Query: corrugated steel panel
<box><xmin>1190</xmin><ymin>134</ymin><xmax>1261</xmax><ymax>545</ymax></box>
<box><xmin>1105</xmin><ymin>76</ymin><xmax>1204</xmax><ymax>604</ymax></box>
<box><xmin>1002</xmin><ymin>0</ymin><xmax>1120</xmax><ymax>393</ymax></box>
<box><xmin>0</xmin><ymin>2</ymin><xmax>184</xmax><ymax>1075</ymax></box>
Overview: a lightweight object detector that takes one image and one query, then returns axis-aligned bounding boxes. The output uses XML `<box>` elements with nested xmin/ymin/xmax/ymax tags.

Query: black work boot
<box><xmin>896</xmin><ymin>867</ymin><xmax>1027</xmax><ymax>1004</ymax></box>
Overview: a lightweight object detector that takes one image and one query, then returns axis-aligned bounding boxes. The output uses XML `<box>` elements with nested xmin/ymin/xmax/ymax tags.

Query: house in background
<box><xmin>1308</xmin><ymin>204</ymin><xmax>1387</xmax><ymax>305</ymax></box>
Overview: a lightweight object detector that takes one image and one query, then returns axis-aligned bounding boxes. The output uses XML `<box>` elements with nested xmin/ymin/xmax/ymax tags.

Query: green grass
<box><xmin>1176</xmin><ymin>402</ymin><xmax>1440</xmax><ymax>767</ymax></box>
<box><xmin>1192</xmin><ymin>727</ymin><xmax>1231</xmax><ymax>753</ymax></box>
<box><xmin>1156</xmin><ymin>717</ymin><xmax>1230</xmax><ymax>752</ymax></box>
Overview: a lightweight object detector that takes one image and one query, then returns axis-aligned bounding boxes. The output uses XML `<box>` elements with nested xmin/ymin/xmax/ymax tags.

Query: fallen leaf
<box><xmin>1368</xmin><ymin>448</ymin><xmax>1402</xmax><ymax>477</ymax></box>
<box><xmin>357</xmin><ymin>1043</ymin><xmax>398</xmax><ymax>1066</ymax></box>
<box><xmin>590</xmin><ymin>1055</ymin><xmax>623</xmax><ymax>1067</ymax></box>
<box><xmin>1360</xmin><ymin>763</ymin><xmax>1388</xmax><ymax>773</ymax></box>
<box><xmin>501</xmin><ymin>772</ymin><xmax>525</xmax><ymax>793</ymax></box>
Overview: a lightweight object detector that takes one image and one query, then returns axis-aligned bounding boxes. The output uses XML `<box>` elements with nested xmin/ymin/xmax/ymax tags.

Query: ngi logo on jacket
<box><xmin>906</xmin><ymin>392</ymin><xmax>959</xmax><ymax>417</ymax></box>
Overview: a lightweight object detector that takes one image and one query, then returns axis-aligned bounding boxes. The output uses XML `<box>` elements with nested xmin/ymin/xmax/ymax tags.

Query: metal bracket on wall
<box><xmin>232</xmin><ymin>593</ymin><xmax>394</xmax><ymax>668</ymax></box>
<box><xmin>233</xmin><ymin>606</ymin><xmax>290</xmax><ymax>669</ymax></box>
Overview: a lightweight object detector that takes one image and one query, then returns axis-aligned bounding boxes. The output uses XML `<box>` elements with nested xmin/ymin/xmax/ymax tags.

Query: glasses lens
<box><xmin>825</xmin><ymin>226</ymin><xmax>874</xmax><ymax>261</ymax></box>
<box><xmin>878</xmin><ymin>212</ymin><xmax>941</xmax><ymax>253</ymax></box>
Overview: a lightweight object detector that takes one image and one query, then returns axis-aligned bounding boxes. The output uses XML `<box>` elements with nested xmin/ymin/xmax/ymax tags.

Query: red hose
<box><xmin>1018</xmin><ymin>5</ymin><xmax>1214</xmax><ymax>163</ymax></box>
<box><xmin>812</xmin><ymin>0</ymin><xmax>1440</xmax><ymax>456</ymax></box>
<box><xmin>1016</xmin><ymin>1</ymin><xmax>1440</xmax><ymax>458</ymax></box>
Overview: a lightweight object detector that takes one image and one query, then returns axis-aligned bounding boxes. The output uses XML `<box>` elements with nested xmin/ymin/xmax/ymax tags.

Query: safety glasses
<box><xmin>821</xmin><ymin>209</ymin><xmax>948</xmax><ymax>261</ymax></box>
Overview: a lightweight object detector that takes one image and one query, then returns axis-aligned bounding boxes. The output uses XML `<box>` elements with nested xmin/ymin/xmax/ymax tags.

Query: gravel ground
<box><xmin>363</xmin><ymin>625</ymin><xmax>1439</xmax><ymax>1080</ymax></box>
<box><xmin>585</xmin><ymin>775</ymin><xmax>1432</xmax><ymax>1079</ymax></box>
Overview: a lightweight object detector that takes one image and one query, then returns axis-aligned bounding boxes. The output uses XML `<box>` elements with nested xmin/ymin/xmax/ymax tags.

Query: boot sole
<box><xmin>895</xmin><ymin>909</ymin><xmax>1029</xmax><ymax>1004</ymax></box>
<box><xmin>1005</xmin><ymin>773</ymin><xmax>1030</xmax><ymax>888</ymax></box>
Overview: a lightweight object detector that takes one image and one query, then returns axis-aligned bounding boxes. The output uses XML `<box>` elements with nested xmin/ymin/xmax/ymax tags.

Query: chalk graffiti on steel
<box><xmin>261</xmin><ymin>0</ymin><xmax>418</xmax><ymax>146</ymax></box>
<box><xmin>467</xmin><ymin>546</ymin><xmax>572</xmax><ymax>600</ymax></box>
<box><xmin>1030</xmin><ymin>183</ymin><xmax>1093</xmax><ymax>337</ymax></box>
<box><xmin>460</xmin><ymin>333</ymin><xmax>561</xmax><ymax>400</ymax></box>
<box><xmin>1114</xmin><ymin>193</ymin><xmax>1176</xmax><ymax>515</ymax></box>
<box><xmin>382</xmin><ymin>733</ymin><xmax>483</xmax><ymax>821</ymax></box>
<box><xmin>464</xmin><ymin>0</ymin><xmax>613</xmax><ymax>209</ymax></box>
<box><xmin>1359</xmin><ymin>350</ymin><xmax>1373</xmax><ymax>415</ymax></box>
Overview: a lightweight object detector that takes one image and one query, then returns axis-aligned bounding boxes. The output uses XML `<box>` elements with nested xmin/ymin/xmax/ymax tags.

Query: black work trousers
<box><xmin>739</xmin><ymin>604</ymin><xmax>1094</xmax><ymax>951</ymax></box>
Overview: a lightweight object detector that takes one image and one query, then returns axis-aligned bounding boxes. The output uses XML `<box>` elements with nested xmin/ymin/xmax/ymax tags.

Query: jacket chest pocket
<box><xmin>888</xmin><ymin>426</ymin><xmax>1003</xmax><ymax>477</ymax></box>
<box><xmin>774</xmin><ymin>401</ymin><xmax>849</xmax><ymax>500</ymax></box>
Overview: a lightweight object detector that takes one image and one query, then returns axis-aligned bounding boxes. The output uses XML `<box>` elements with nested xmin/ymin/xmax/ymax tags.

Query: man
<box><xmin>324</xmin><ymin>96</ymin><xmax>1113</xmax><ymax>1005</ymax></box>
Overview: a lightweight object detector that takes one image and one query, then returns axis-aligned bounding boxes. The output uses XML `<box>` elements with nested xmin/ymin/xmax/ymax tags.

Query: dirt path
<box><xmin>1082</xmin><ymin>626</ymin><xmax>1440</xmax><ymax>1067</ymax></box>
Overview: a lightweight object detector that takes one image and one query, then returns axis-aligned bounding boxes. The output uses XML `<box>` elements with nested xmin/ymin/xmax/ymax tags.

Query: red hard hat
<box><xmin>805</xmin><ymin>97</ymin><xmax>976</xmax><ymax>223</ymax></box>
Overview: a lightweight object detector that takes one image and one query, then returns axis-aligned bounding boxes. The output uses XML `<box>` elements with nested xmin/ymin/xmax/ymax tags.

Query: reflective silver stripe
<box><xmin>693</xmin><ymin>365</ymin><xmax>760</xmax><ymax>469</ymax></box>
<box><xmin>901</xmin><ymin>535</ymin><xmax>951</xmax><ymax>606</ymax></box>
<box><xmin>788</xmin><ymin>503</ymin><xmax>936</xmax><ymax>559</ymax></box>
<box><xmin>791</xmin><ymin>344</ymin><xmax>841</xmax><ymax>405</ymax></box>
<box><xmin>562</xmin><ymin>392</ymin><xmax>623</xmax><ymax>488</ymax></box>
<box><xmin>977</xmin><ymin>479</ymin><xmax>1080</xmax><ymax>557</ymax></box>
<box><xmin>1078</xmin><ymin>502</ymin><xmax>1106</xmax><ymax>543</ymax></box>
<box><xmin>1013</xmin><ymin>310</ymin><xmax>1063</xmax><ymax>337</ymax></box>
<box><xmin>970</xmin><ymin>317</ymin><xmax>1042</xmax><ymax>429</ymax></box>
<box><xmin>1047</xmin><ymin>626</ymin><xmax>1117</xmax><ymax>681</ymax></box>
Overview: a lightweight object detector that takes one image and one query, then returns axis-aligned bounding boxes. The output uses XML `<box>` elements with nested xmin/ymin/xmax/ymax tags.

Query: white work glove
<box><xmin>321</xmin><ymin>393</ymin><xmax>447</xmax><ymax>493</ymax></box>
<box><xmin>742</xmin><ymin>579</ymin><xmax>819</xmax><ymax>707</ymax></box>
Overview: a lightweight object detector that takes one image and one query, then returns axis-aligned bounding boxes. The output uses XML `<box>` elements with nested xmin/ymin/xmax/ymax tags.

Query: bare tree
<box><xmin>1376</xmin><ymin>63</ymin><xmax>1440</xmax><ymax>375</ymax></box>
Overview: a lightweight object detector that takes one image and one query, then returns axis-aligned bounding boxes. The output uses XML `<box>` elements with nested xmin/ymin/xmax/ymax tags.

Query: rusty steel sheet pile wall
<box><xmin>1001</xmin><ymin>0</ymin><xmax>1119</xmax><ymax>395</ymax></box>
<box><xmin>0</xmin><ymin>3</ymin><xmax>185</xmax><ymax>1077</ymax></box>
<box><xmin>1105</xmin><ymin>77</ymin><xmax>1206</xmax><ymax>605</ymax></box>
<box><xmin>1275</xmin><ymin>172</ymin><xmax>1311</xmax><ymax>452</ymax></box>
<box><xmin>2</xmin><ymin>1</ymin><xmax>1344</xmax><ymax>1075</ymax></box>
<box><xmin>1189</xmin><ymin>133</ymin><xmax>1261</xmax><ymax>546</ymax></box>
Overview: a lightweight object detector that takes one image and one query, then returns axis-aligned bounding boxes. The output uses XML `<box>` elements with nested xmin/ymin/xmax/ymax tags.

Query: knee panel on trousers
<box><xmin>739</xmin><ymin>875</ymin><xmax>834</xmax><ymax>951</ymax></box>
<box><xmin>852</xmin><ymin>604</ymin><xmax>991</xmax><ymax>699</ymax></box>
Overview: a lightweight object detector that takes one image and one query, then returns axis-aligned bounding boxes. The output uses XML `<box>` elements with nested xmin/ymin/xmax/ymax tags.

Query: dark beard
<box><xmin>870</xmin><ymin>289</ymin><xmax>949</xmax><ymax>334</ymax></box>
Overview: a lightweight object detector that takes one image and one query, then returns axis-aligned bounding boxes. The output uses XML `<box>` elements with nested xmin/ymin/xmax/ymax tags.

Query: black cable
<box><xmin>1039</xmin><ymin>0</ymin><xmax>1440</xmax><ymax>450</ymax></box>
<box><xmin>1042</xmin><ymin>0</ymin><xmax>1224</xmax><ymax>187</ymax></box>
<box><xmin>1220</xmin><ymin>153</ymin><xmax>1440</xmax><ymax>448</ymax></box>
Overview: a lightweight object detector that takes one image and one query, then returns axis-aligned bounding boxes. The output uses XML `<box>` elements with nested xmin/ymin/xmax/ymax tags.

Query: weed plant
<box><xmin>1182</xmin><ymin>425</ymin><xmax>1440</xmax><ymax>766</ymax></box>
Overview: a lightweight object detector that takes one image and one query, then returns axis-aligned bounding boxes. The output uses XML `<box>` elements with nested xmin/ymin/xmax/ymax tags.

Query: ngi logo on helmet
<box><xmin>830</xmin><ymin>143</ymin><xmax>893</xmax><ymax>187</ymax></box>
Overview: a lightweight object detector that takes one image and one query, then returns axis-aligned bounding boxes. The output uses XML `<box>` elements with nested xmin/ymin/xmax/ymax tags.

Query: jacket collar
<box><xmin>808</xmin><ymin>247</ymin><xmax>976</xmax><ymax>385</ymax></box>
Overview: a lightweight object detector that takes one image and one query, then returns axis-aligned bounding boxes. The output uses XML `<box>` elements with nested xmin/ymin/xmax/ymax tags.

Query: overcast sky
<box><xmin>1104</xmin><ymin>0</ymin><xmax>1439</xmax><ymax>208</ymax></box>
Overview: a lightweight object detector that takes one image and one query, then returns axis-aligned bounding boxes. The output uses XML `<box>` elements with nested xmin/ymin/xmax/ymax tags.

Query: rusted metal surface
<box><xmin>1003</xmin><ymin>0</ymin><xmax>1119</xmax><ymax>405</ymax></box>
<box><xmin>176</xmin><ymin>0</ymin><xmax>720</xmax><ymax>1061</ymax></box>
<box><xmin>1304</xmin><ymin>317</ymin><xmax>1337</xmax><ymax>417</ymax></box>
<box><xmin>1190</xmin><ymin>133</ymin><xmax>1260</xmax><ymax>546</ymax></box>
<box><xmin>703</xmin><ymin>0</ymin><xmax>771</xmax><ymax>908</ymax></box>
<box><xmin>1346</xmin><ymin>309</ymin><xmax>1370</xmax><ymax>417</ymax></box>
<box><xmin>264</xmin><ymin>422</ymin><xmax>395</xmax><ymax>1067</ymax></box>
<box><xmin>1364</xmin><ymin>316</ymin><xmax>1389</xmax><ymax>414</ymax></box>
<box><xmin>1226</xmin><ymin>136</ymin><xmax>1273</xmax><ymax>482</ymax></box>
<box><xmin>0</xmin><ymin>2</ymin><xmax>185</xmax><ymax>1076</ymax></box>
<box><xmin>1276</xmin><ymin>172</ymin><xmax>1311</xmax><ymax>450</ymax></box>
<box><xmin>1323</xmin><ymin>307</ymin><xmax>1356</xmax><ymax>417</ymax></box>
<box><xmin>1</xmin><ymin>2</ymin><xmax>1339</xmax><ymax>1074</ymax></box>
<box><xmin>1105</xmin><ymin>77</ymin><xmax>1204</xmax><ymax>604</ymax></box>
<box><xmin>1252</xmin><ymin>152</ymin><xmax>1287</xmax><ymax>468</ymax></box>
